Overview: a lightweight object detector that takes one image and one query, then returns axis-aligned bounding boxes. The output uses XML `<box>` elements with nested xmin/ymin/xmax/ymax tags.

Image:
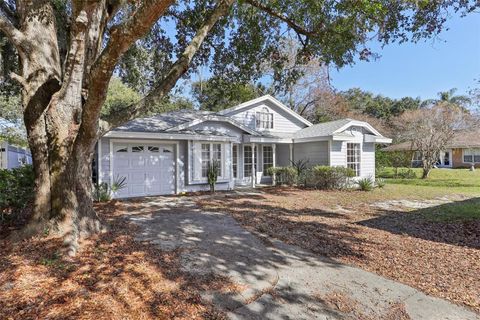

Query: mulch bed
<box><xmin>197</xmin><ymin>188</ymin><xmax>480</xmax><ymax>313</ymax></box>
<box><xmin>0</xmin><ymin>201</ymin><xmax>227</xmax><ymax>320</ymax></box>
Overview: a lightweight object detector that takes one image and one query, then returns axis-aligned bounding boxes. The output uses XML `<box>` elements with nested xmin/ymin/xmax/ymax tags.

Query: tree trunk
<box><xmin>422</xmin><ymin>166</ymin><xmax>431</xmax><ymax>179</ymax></box>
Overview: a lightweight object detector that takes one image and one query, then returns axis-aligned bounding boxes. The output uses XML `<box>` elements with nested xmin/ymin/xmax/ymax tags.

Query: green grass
<box><xmin>419</xmin><ymin>198</ymin><xmax>480</xmax><ymax>222</ymax></box>
<box><xmin>378</xmin><ymin>167</ymin><xmax>480</xmax><ymax>195</ymax></box>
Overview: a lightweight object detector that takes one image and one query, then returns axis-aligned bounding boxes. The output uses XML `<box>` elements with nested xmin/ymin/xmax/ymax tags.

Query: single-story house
<box><xmin>383</xmin><ymin>128</ymin><xmax>480</xmax><ymax>169</ymax></box>
<box><xmin>96</xmin><ymin>95</ymin><xmax>391</xmax><ymax>198</ymax></box>
<box><xmin>0</xmin><ymin>141</ymin><xmax>32</xmax><ymax>170</ymax></box>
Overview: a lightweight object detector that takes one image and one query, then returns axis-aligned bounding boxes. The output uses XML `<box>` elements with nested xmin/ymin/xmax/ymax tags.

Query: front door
<box><xmin>444</xmin><ymin>151</ymin><xmax>450</xmax><ymax>166</ymax></box>
<box><xmin>243</xmin><ymin>145</ymin><xmax>257</xmax><ymax>184</ymax></box>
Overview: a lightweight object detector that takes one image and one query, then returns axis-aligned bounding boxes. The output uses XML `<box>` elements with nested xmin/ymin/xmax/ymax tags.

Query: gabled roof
<box><xmin>293</xmin><ymin>118</ymin><xmax>390</xmax><ymax>142</ymax></box>
<box><xmin>165</xmin><ymin>113</ymin><xmax>258</xmax><ymax>135</ymax></box>
<box><xmin>218</xmin><ymin>94</ymin><xmax>313</xmax><ymax>127</ymax></box>
<box><xmin>293</xmin><ymin>119</ymin><xmax>353</xmax><ymax>139</ymax></box>
<box><xmin>113</xmin><ymin>109</ymin><xmax>213</xmax><ymax>133</ymax></box>
<box><xmin>112</xmin><ymin>109</ymin><xmax>256</xmax><ymax>135</ymax></box>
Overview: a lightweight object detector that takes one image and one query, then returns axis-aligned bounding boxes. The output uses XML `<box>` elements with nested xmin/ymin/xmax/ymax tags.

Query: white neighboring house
<box><xmin>0</xmin><ymin>141</ymin><xmax>32</xmax><ymax>169</ymax></box>
<box><xmin>96</xmin><ymin>95</ymin><xmax>391</xmax><ymax>198</ymax></box>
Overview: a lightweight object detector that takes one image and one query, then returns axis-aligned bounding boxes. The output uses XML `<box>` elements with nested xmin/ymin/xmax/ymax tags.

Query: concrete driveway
<box><xmin>124</xmin><ymin>196</ymin><xmax>479</xmax><ymax>320</ymax></box>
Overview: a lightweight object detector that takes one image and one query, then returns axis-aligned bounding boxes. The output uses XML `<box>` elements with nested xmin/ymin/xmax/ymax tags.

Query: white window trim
<box><xmin>243</xmin><ymin>145</ymin><xmax>254</xmax><ymax>178</ymax></box>
<box><xmin>192</xmin><ymin>141</ymin><xmax>227</xmax><ymax>183</ymax></box>
<box><xmin>346</xmin><ymin>143</ymin><xmax>361</xmax><ymax>177</ymax></box>
<box><xmin>232</xmin><ymin>144</ymin><xmax>239</xmax><ymax>179</ymax></box>
<box><xmin>262</xmin><ymin>145</ymin><xmax>274</xmax><ymax>177</ymax></box>
<box><xmin>255</xmin><ymin>108</ymin><xmax>274</xmax><ymax>130</ymax></box>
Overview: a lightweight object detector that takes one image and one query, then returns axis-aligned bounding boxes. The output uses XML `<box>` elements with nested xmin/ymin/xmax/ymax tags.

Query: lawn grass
<box><xmin>419</xmin><ymin>198</ymin><xmax>480</xmax><ymax>222</ymax></box>
<box><xmin>378</xmin><ymin>167</ymin><xmax>480</xmax><ymax>195</ymax></box>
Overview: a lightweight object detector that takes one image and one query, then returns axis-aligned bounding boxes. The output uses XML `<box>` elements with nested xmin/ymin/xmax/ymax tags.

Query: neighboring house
<box><xmin>383</xmin><ymin>128</ymin><xmax>480</xmax><ymax>169</ymax></box>
<box><xmin>96</xmin><ymin>95</ymin><xmax>391</xmax><ymax>198</ymax></box>
<box><xmin>0</xmin><ymin>141</ymin><xmax>32</xmax><ymax>169</ymax></box>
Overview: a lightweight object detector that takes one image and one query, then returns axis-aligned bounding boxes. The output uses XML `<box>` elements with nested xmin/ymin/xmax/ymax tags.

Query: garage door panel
<box><xmin>112</xmin><ymin>143</ymin><xmax>175</xmax><ymax>198</ymax></box>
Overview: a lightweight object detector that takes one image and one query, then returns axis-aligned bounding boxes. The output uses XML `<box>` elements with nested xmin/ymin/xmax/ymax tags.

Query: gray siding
<box><xmin>293</xmin><ymin>141</ymin><xmax>329</xmax><ymax>166</ymax></box>
<box><xmin>226</xmin><ymin>100</ymin><xmax>307</xmax><ymax>133</ymax></box>
<box><xmin>276</xmin><ymin>144</ymin><xmax>291</xmax><ymax>167</ymax></box>
<box><xmin>330</xmin><ymin>141</ymin><xmax>346</xmax><ymax>167</ymax></box>
<box><xmin>361</xmin><ymin>142</ymin><xmax>375</xmax><ymax>178</ymax></box>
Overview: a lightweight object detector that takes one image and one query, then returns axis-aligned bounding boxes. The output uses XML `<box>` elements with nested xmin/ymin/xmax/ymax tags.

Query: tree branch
<box><xmin>244</xmin><ymin>0</ymin><xmax>320</xmax><ymax>37</ymax></box>
<box><xmin>76</xmin><ymin>0</ymin><xmax>175</xmax><ymax>146</ymax></box>
<box><xmin>102</xmin><ymin>0</ymin><xmax>235</xmax><ymax>131</ymax></box>
<box><xmin>0</xmin><ymin>14</ymin><xmax>26</xmax><ymax>50</ymax></box>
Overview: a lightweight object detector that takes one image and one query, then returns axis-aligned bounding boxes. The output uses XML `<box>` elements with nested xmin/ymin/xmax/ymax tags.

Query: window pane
<box><xmin>346</xmin><ymin>143</ymin><xmax>360</xmax><ymax>176</ymax></box>
<box><xmin>263</xmin><ymin>146</ymin><xmax>273</xmax><ymax>175</ymax></box>
<box><xmin>244</xmin><ymin>146</ymin><xmax>252</xmax><ymax>177</ymax></box>
<box><xmin>201</xmin><ymin>144</ymin><xmax>210</xmax><ymax>178</ymax></box>
<box><xmin>212</xmin><ymin>144</ymin><xmax>222</xmax><ymax>176</ymax></box>
<box><xmin>132</xmin><ymin>146</ymin><xmax>144</xmax><ymax>152</ymax></box>
<box><xmin>148</xmin><ymin>146</ymin><xmax>159</xmax><ymax>152</ymax></box>
<box><xmin>464</xmin><ymin>155</ymin><xmax>473</xmax><ymax>163</ymax></box>
<box><xmin>233</xmin><ymin>145</ymin><xmax>238</xmax><ymax>178</ymax></box>
<box><xmin>115</xmin><ymin>146</ymin><xmax>128</xmax><ymax>153</ymax></box>
<box><xmin>474</xmin><ymin>155</ymin><xmax>480</xmax><ymax>163</ymax></box>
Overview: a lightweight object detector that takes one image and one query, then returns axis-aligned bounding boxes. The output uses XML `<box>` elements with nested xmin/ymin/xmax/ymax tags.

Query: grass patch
<box><xmin>419</xmin><ymin>198</ymin><xmax>480</xmax><ymax>222</ymax></box>
<box><xmin>378</xmin><ymin>168</ymin><xmax>480</xmax><ymax>195</ymax></box>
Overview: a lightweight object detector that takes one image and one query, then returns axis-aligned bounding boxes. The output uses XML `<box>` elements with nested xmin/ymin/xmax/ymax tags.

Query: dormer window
<box><xmin>256</xmin><ymin>107</ymin><xmax>274</xmax><ymax>130</ymax></box>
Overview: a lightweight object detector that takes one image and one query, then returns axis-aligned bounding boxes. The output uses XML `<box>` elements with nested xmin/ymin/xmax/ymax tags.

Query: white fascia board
<box><xmin>293</xmin><ymin>136</ymin><xmax>332</xmax><ymax>143</ymax></box>
<box><xmin>245</xmin><ymin>135</ymin><xmax>293</xmax><ymax>143</ymax></box>
<box><xmin>104</xmin><ymin>131</ymin><xmax>239</xmax><ymax>142</ymax></box>
<box><xmin>364</xmin><ymin>134</ymin><xmax>392</xmax><ymax>144</ymax></box>
<box><xmin>218</xmin><ymin>95</ymin><xmax>313</xmax><ymax>127</ymax></box>
<box><xmin>334</xmin><ymin>120</ymin><xmax>382</xmax><ymax>137</ymax></box>
<box><xmin>331</xmin><ymin>134</ymin><xmax>356</xmax><ymax>141</ymax></box>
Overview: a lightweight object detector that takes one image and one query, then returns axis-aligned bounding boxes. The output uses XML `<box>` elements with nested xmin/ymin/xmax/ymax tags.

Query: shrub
<box><xmin>308</xmin><ymin>166</ymin><xmax>355</xmax><ymax>190</ymax></box>
<box><xmin>0</xmin><ymin>165</ymin><xmax>35</xmax><ymax>220</ymax></box>
<box><xmin>207</xmin><ymin>160</ymin><xmax>220</xmax><ymax>192</ymax></box>
<box><xmin>397</xmin><ymin>168</ymin><xmax>417</xmax><ymax>179</ymax></box>
<box><xmin>376</xmin><ymin>178</ymin><xmax>386</xmax><ymax>188</ymax></box>
<box><xmin>267</xmin><ymin>166</ymin><xmax>298</xmax><ymax>186</ymax></box>
<box><xmin>93</xmin><ymin>175</ymin><xmax>127</xmax><ymax>202</ymax></box>
<box><xmin>357</xmin><ymin>178</ymin><xmax>374</xmax><ymax>191</ymax></box>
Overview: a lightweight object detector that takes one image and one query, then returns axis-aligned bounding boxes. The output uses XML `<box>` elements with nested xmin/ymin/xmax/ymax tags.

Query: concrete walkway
<box><xmin>125</xmin><ymin>197</ymin><xmax>479</xmax><ymax>320</ymax></box>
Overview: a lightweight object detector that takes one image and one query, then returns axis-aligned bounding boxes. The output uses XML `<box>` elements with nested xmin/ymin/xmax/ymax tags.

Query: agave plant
<box><xmin>207</xmin><ymin>160</ymin><xmax>220</xmax><ymax>193</ymax></box>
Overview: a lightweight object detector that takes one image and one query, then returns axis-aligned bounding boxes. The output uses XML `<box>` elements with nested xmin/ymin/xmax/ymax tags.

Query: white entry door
<box><xmin>112</xmin><ymin>143</ymin><xmax>175</xmax><ymax>198</ymax></box>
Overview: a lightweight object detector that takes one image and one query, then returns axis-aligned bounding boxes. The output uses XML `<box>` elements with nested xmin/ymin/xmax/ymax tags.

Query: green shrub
<box><xmin>376</xmin><ymin>178</ymin><xmax>386</xmax><ymax>188</ymax></box>
<box><xmin>0</xmin><ymin>165</ymin><xmax>35</xmax><ymax>220</ymax></box>
<box><xmin>267</xmin><ymin>166</ymin><xmax>298</xmax><ymax>186</ymax></box>
<box><xmin>207</xmin><ymin>160</ymin><xmax>220</xmax><ymax>192</ymax></box>
<box><xmin>357</xmin><ymin>178</ymin><xmax>374</xmax><ymax>191</ymax></box>
<box><xmin>93</xmin><ymin>175</ymin><xmax>127</xmax><ymax>202</ymax></box>
<box><xmin>397</xmin><ymin>168</ymin><xmax>417</xmax><ymax>179</ymax></box>
<box><xmin>308</xmin><ymin>166</ymin><xmax>355</xmax><ymax>190</ymax></box>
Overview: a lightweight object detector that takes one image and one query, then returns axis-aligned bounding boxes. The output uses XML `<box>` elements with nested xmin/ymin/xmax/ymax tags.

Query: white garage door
<box><xmin>112</xmin><ymin>143</ymin><xmax>175</xmax><ymax>198</ymax></box>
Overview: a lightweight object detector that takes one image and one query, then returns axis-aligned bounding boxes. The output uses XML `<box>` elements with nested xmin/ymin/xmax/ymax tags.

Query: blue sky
<box><xmin>330</xmin><ymin>12</ymin><xmax>480</xmax><ymax>100</ymax></box>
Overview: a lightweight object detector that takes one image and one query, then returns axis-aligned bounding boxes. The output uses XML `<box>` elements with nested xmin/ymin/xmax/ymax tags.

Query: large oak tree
<box><xmin>0</xmin><ymin>0</ymin><xmax>477</xmax><ymax>255</ymax></box>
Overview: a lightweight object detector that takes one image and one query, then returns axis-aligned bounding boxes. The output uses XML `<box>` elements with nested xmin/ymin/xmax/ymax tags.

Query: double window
<box><xmin>256</xmin><ymin>107</ymin><xmax>274</xmax><ymax>130</ymax></box>
<box><xmin>347</xmin><ymin>143</ymin><xmax>361</xmax><ymax>176</ymax></box>
<box><xmin>200</xmin><ymin>143</ymin><xmax>223</xmax><ymax>178</ymax></box>
<box><xmin>463</xmin><ymin>149</ymin><xmax>480</xmax><ymax>163</ymax></box>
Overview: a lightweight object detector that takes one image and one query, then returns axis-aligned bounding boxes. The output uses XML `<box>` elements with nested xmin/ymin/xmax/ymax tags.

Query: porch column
<box><xmin>272</xmin><ymin>144</ymin><xmax>276</xmax><ymax>186</ymax></box>
<box><xmin>251</xmin><ymin>143</ymin><xmax>256</xmax><ymax>188</ymax></box>
<box><xmin>289</xmin><ymin>144</ymin><xmax>293</xmax><ymax>163</ymax></box>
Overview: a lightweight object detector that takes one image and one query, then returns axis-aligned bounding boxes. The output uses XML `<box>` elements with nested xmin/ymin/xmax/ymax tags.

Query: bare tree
<box><xmin>395</xmin><ymin>102</ymin><xmax>472</xmax><ymax>178</ymax></box>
